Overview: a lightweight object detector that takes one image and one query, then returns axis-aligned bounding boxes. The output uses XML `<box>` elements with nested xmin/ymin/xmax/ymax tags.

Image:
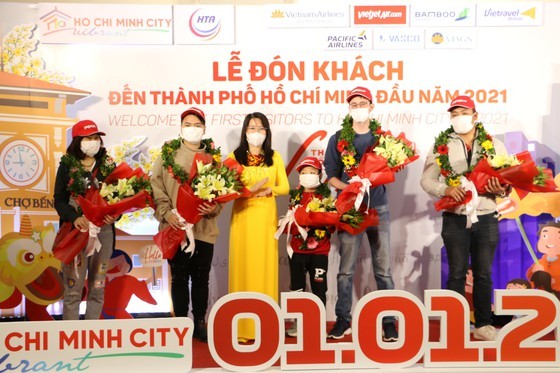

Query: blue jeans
<box><xmin>335</xmin><ymin>204</ymin><xmax>394</xmax><ymax>322</ymax></box>
<box><xmin>442</xmin><ymin>212</ymin><xmax>499</xmax><ymax>328</ymax></box>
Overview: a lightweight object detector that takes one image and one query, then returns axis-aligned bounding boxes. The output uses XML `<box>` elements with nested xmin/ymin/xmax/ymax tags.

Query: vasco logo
<box><xmin>189</xmin><ymin>8</ymin><xmax>221</xmax><ymax>40</ymax></box>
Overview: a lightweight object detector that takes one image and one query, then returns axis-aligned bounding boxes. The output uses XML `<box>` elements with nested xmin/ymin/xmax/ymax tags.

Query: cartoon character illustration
<box><xmin>0</xmin><ymin>215</ymin><xmax>63</xmax><ymax>320</ymax></box>
<box><xmin>526</xmin><ymin>222</ymin><xmax>560</xmax><ymax>291</ymax></box>
<box><xmin>506</xmin><ymin>278</ymin><xmax>532</xmax><ymax>290</ymax></box>
<box><xmin>101</xmin><ymin>249</ymin><xmax>157</xmax><ymax>319</ymax></box>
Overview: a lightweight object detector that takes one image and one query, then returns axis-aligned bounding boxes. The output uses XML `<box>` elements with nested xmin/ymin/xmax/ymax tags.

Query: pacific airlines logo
<box><xmin>189</xmin><ymin>8</ymin><xmax>221</xmax><ymax>40</ymax></box>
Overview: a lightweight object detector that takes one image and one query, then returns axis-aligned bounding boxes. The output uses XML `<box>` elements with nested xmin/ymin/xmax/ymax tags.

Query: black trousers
<box><xmin>289</xmin><ymin>253</ymin><xmax>328</xmax><ymax>305</ymax></box>
<box><xmin>168</xmin><ymin>239</ymin><xmax>214</xmax><ymax>321</ymax></box>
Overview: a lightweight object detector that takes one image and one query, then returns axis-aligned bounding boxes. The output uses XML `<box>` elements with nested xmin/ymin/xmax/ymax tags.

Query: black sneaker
<box><xmin>382</xmin><ymin>322</ymin><xmax>398</xmax><ymax>342</ymax></box>
<box><xmin>193</xmin><ymin>320</ymin><xmax>208</xmax><ymax>343</ymax></box>
<box><xmin>328</xmin><ymin>319</ymin><xmax>351</xmax><ymax>339</ymax></box>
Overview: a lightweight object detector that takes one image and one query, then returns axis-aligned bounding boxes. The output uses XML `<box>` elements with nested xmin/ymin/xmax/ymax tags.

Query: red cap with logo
<box><xmin>296</xmin><ymin>156</ymin><xmax>322</xmax><ymax>173</ymax></box>
<box><xmin>71</xmin><ymin>120</ymin><xmax>106</xmax><ymax>138</ymax></box>
<box><xmin>346</xmin><ymin>86</ymin><xmax>373</xmax><ymax>103</ymax></box>
<box><xmin>448</xmin><ymin>95</ymin><xmax>476</xmax><ymax>112</ymax></box>
<box><xmin>180</xmin><ymin>107</ymin><xmax>206</xmax><ymax>123</ymax></box>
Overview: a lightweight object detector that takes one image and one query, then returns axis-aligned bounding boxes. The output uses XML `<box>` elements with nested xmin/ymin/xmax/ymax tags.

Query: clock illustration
<box><xmin>0</xmin><ymin>139</ymin><xmax>45</xmax><ymax>187</ymax></box>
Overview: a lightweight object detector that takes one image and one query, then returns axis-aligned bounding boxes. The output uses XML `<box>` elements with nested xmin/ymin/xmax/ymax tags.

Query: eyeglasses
<box><xmin>349</xmin><ymin>101</ymin><xmax>370</xmax><ymax>109</ymax></box>
<box><xmin>247</xmin><ymin>126</ymin><xmax>267</xmax><ymax>133</ymax></box>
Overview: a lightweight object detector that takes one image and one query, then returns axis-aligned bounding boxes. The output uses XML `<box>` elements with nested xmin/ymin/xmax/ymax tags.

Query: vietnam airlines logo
<box><xmin>189</xmin><ymin>8</ymin><xmax>221</xmax><ymax>40</ymax></box>
<box><xmin>271</xmin><ymin>10</ymin><xmax>285</xmax><ymax>19</ymax></box>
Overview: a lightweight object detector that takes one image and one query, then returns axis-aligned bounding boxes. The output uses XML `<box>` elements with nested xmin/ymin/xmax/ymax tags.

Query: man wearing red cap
<box><xmin>323</xmin><ymin>86</ymin><xmax>398</xmax><ymax>341</ymax></box>
<box><xmin>151</xmin><ymin>107</ymin><xmax>221</xmax><ymax>342</ymax></box>
<box><xmin>421</xmin><ymin>95</ymin><xmax>510</xmax><ymax>341</ymax></box>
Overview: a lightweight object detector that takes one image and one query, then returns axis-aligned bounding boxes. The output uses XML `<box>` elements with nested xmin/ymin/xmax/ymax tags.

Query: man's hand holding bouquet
<box><xmin>154</xmin><ymin>140</ymin><xmax>249</xmax><ymax>259</ymax></box>
<box><xmin>338</xmin><ymin>130</ymin><xmax>419</xmax><ymax>214</ymax></box>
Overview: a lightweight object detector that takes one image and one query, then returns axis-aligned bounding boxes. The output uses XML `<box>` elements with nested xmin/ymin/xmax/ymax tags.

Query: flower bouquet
<box><xmin>339</xmin><ymin>131</ymin><xmax>419</xmax><ymax>213</ymax></box>
<box><xmin>294</xmin><ymin>196</ymin><xmax>378</xmax><ymax>235</ymax></box>
<box><xmin>52</xmin><ymin>221</ymin><xmax>89</xmax><ymax>265</ymax></box>
<box><xmin>154</xmin><ymin>152</ymin><xmax>249</xmax><ymax>259</ymax></box>
<box><xmin>469</xmin><ymin>151</ymin><xmax>556</xmax><ymax>197</ymax></box>
<box><xmin>77</xmin><ymin>163</ymin><xmax>154</xmax><ymax>228</ymax></box>
<box><xmin>372</xmin><ymin>130</ymin><xmax>419</xmax><ymax>172</ymax></box>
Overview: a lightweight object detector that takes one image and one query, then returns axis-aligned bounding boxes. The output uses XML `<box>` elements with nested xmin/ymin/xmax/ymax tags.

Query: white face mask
<box><xmin>451</xmin><ymin>115</ymin><xmax>474</xmax><ymax>134</ymax></box>
<box><xmin>246</xmin><ymin>132</ymin><xmax>267</xmax><ymax>147</ymax></box>
<box><xmin>350</xmin><ymin>107</ymin><xmax>370</xmax><ymax>122</ymax></box>
<box><xmin>80</xmin><ymin>140</ymin><xmax>101</xmax><ymax>157</ymax></box>
<box><xmin>181</xmin><ymin>127</ymin><xmax>205</xmax><ymax>144</ymax></box>
<box><xmin>299</xmin><ymin>174</ymin><xmax>321</xmax><ymax>189</ymax></box>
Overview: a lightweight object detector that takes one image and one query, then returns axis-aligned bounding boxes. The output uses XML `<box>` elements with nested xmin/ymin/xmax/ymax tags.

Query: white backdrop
<box><xmin>1</xmin><ymin>1</ymin><xmax>559</xmax><ymax>321</ymax></box>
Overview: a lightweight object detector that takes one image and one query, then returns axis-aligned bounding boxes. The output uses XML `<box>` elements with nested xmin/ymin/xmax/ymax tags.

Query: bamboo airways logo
<box><xmin>189</xmin><ymin>8</ymin><xmax>222</xmax><ymax>40</ymax></box>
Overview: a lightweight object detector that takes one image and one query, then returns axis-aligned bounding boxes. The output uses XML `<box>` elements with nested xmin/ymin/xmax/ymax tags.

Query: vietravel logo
<box><xmin>410</xmin><ymin>3</ymin><xmax>475</xmax><ymax>27</ymax></box>
<box><xmin>189</xmin><ymin>8</ymin><xmax>221</xmax><ymax>40</ymax></box>
<box><xmin>476</xmin><ymin>2</ymin><xmax>542</xmax><ymax>26</ymax></box>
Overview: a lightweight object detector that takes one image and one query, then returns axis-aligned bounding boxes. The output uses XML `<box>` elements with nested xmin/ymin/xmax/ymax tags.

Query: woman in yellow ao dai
<box><xmin>227</xmin><ymin>112</ymin><xmax>289</xmax><ymax>342</ymax></box>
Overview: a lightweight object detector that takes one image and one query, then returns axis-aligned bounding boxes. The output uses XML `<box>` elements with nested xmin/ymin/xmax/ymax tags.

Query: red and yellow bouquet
<box><xmin>77</xmin><ymin>162</ymin><xmax>154</xmax><ymax>227</ymax></box>
<box><xmin>154</xmin><ymin>139</ymin><xmax>249</xmax><ymax>259</ymax></box>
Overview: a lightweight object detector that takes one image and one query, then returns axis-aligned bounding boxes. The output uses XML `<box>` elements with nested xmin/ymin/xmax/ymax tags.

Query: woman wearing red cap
<box><xmin>227</xmin><ymin>112</ymin><xmax>289</xmax><ymax>342</ymax></box>
<box><xmin>53</xmin><ymin>119</ymin><xmax>117</xmax><ymax>320</ymax></box>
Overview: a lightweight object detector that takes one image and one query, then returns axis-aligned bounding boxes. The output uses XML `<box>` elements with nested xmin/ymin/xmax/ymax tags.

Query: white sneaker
<box><xmin>286</xmin><ymin>321</ymin><xmax>297</xmax><ymax>338</ymax></box>
<box><xmin>473</xmin><ymin>325</ymin><xmax>497</xmax><ymax>341</ymax></box>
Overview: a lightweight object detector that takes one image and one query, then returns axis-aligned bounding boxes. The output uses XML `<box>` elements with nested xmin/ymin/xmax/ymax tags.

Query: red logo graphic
<box><xmin>354</xmin><ymin>5</ymin><xmax>407</xmax><ymax>25</ymax></box>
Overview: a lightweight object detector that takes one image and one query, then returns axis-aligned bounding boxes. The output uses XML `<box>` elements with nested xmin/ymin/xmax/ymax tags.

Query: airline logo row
<box><xmin>350</xmin><ymin>4</ymin><xmax>541</xmax><ymax>27</ymax></box>
<box><xmin>323</xmin><ymin>28</ymin><xmax>478</xmax><ymax>51</ymax></box>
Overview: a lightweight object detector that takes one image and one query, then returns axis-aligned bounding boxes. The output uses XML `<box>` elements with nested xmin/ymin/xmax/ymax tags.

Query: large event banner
<box><xmin>0</xmin><ymin>0</ymin><xmax>559</xmax><ymax>327</ymax></box>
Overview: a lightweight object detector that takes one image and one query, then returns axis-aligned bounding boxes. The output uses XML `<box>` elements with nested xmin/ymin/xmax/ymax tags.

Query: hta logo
<box><xmin>39</xmin><ymin>7</ymin><xmax>72</xmax><ymax>31</ymax></box>
<box><xmin>189</xmin><ymin>8</ymin><xmax>221</xmax><ymax>40</ymax></box>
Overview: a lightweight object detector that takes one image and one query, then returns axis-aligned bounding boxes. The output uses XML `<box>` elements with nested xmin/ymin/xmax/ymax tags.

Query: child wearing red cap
<box><xmin>285</xmin><ymin>156</ymin><xmax>334</xmax><ymax>337</ymax></box>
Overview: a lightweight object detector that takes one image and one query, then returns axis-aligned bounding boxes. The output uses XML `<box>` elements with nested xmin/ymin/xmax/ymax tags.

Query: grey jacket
<box><xmin>420</xmin><ymin>129</ymin><xmax>508</xmax><ymax>215</ymax></box>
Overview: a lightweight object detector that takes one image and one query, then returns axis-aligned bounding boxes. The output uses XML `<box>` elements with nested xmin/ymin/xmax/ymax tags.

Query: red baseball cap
<box><xmin>71</xmin><ymin>120</ymin><xmax>105</xmax><ymax>138</ymax></box>
<box><xmin>346</xmin><ymin>86</ymin><xmax>373</xmax><ymax>103</ymax></box>
<box><xmin>296</xmin><ymin>156</ymin><xmax>322</xmax><ymax>173</ymax></box>
<box><xmin>180</xmin><ymin>107</ymin><xmax>205</xmax><ymax>123</ymax></box>
<box><xmin>448</xmin><ymin>95</ymin><xmax>476</xmax><ymax>112</ymax></box>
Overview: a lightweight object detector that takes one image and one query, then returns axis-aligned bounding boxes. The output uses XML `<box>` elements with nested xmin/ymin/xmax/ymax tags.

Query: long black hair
<box><xmin>66</xmin><ymin>136</ymin><xmax>107</xmax><ymax>160</ymax></box>
<box><xmin>233</xmin><ymin>112</ymin><xmax>274</xmax><ymax>166</ymax></box>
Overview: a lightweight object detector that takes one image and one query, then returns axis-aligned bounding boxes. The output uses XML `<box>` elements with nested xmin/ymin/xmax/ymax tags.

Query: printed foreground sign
<box><xmin>2</xmin><ymin>291</ymin><xmax>556</xmax><ymax>372</ymax></box>
<box><xmin>0</xmin><ymin>318</ymin><xmax>192</xmax><ymax>372</ymax></box>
